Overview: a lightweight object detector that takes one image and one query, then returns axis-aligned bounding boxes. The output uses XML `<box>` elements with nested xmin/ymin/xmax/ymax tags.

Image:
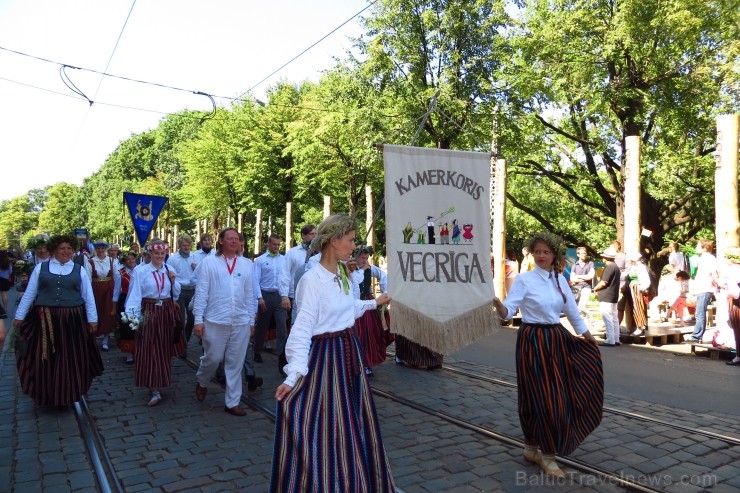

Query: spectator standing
<box><xmin>521</xmin><ymin>246</ymin><xmax>535</xmax><ymax>272</ymax></box>
<box><xmin>504</xmin><ymin>249</ymin><xmax>519</xmax><ymax>296</ymax></box>
<box><xmin>593</xmin><ymin>247</ymin><xmax>622</xmax><ymax>346</ymax></box>
<box><xmin>193</xmin><ymin>228</ymin><xmax>257</xmax><ymax>416</ymax></box>
<box><xmin>0</xmin><ymin>250</ymin><xmax>12</xmax><ymax>310</ymax></box>
<box><xmin>687</xmin><ymin>239</ymin><xmax>718</xmax><ymax>342</ymax></box>
<box><xmin>271</xmin><ymin>214</ymin><xmax>395</xmax><ymax>492</ymax></box>
<box><xmin>569</xmin><ymin>246</ymin><xmax>595</xmax><ymax>313</ymax></box>
<box><xmin>624</xmin><ymin>253</ymin><xmax>651</xmax><ymax>336</ymax></box>
<box><xmin>668</xmin><ymin>242</ymin><xmax>688</xmax><ymax>273</ymax></box>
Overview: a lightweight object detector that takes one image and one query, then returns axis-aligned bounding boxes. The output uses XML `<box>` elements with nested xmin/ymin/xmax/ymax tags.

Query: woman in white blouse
<box><xmin>493</xmin><ymin>233</ymin><xmax>602</xmax><ymax>478</ymax></box>
<box><xmin>270</xmin><ymin>215</ymin><xmax>395</xmax><ymax>493</ymax></box>
<box><xmin>13</xmin><ymin>234</ymin><xmax>103</xmax><ymax>407</ymax></box>
<box><xmin>125</xmin><ymin>240</ymin><xmax>180</xmax><ymax>406</ymax></box>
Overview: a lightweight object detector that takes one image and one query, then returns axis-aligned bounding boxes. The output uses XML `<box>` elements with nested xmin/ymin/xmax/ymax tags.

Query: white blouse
<box><xmin>282</xmin><ymin>262</ymin><xmax>376</xmax><ymax>387</ymax></box>
<box><xmin>125</xmin><ymin>263</ymin><xmax>181</xmax><ymax>316</ymax></box>
<box><xmin>501</xmin><ymin>265</ymin><xmax>588</xmax><ymax>334</ymax></box>
<box><xmin>14</xmin><ymin>258</ymin><xmax>98</xmax><ymax>323</ymax></box>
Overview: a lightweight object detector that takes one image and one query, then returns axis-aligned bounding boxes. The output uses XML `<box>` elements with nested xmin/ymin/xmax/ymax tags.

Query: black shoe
<box><xmin>278</xmin><ymin>352</ymin><xmax>287</xmax><ymax>377</ymax></box>
<box><xmin>598</xmin><ymin>343</ymin><xmax>616</xmax><ymax>347</ymax></box>
<box><xmin>246</xmin><ymin>375</ymin><xmax>264</xmax><ymax>391</ymax></box>
<box><xmin>254</xmin><ymin>352</ymin><xmax>263</xmax><ymax>363</ymax></box>
<box><xmin>726</xmin><ymin>360</ymin><xmax>740</xmax><ymax>366</ymax></box>
<box><xmin>177</xmin><ymin>352</ymin><xmax>187</xmax><ymax>359</ymax></box>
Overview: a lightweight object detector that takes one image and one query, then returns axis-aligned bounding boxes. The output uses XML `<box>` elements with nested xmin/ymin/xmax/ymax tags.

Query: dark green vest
<box><xmin>34</xmin><ymin>262</ymin><xmax>84</xmax><ymax>307</ymax></box>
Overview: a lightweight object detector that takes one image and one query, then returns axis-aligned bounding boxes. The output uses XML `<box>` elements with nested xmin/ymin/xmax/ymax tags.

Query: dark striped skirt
<box><xmin>354</xmin><ymin>298</ymin><xmax>394</xmax><ymax>368</ymax></box>
<box><xmin>134</xmin><ymin>299</ymin><xmax>178</xmax><ymax>388</ymax></box>
<box><xmin>624</xmin><ymin>283</ymin><xmax>648</xmax><ymax>330</ymax></box>
<box><xmin>728</xmin><ymin>299</ymin><xmax>740</xmax><ymax>331</ymax></box>
<box><xmin>270</xmin><ymin>328</ymin><xmax>395</xmax><ymax>493</ymax></box>
<box><xmin>91</xmin><ymin>279</ymin><xmax>116</xmax><ymax>336</ymax></box>
<box><xmin>16</xmin><ymin>305</ymin><xmax>104</xmax><ymax>406</ymax></box>
<box><xmin>516</xmin><ymin>323</ymin><xmax>603</xmax><ymax>456</ymax></box>
<box><xmin>394</xmin><ymin>335</ymin><xmax>443</xmax><ymax>368</ymax></box>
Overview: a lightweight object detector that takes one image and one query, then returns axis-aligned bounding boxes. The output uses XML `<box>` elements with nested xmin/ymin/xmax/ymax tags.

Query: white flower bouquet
<box><xmin>120</xmin><ymin>312</ymin><xmax>143</xmax><ymax>331</ymax></box>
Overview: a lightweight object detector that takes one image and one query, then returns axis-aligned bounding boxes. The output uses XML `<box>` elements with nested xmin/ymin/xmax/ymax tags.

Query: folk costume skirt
<box><xmin>624</xmin><ymin>283</ymin><xmax>648</xmax><ymax>330</ymax></box>
<box><xmin>270</xmin><ymin>328</ymin><xmax>395</xmax><ymax>493</ymax></box>
<box><xmin>516</xmin><ymin>323</ymin><xmax>603</xmax><ymax>456</ymax></box>
<box><xmin>134</xmin><ymin>299</ymin><xmax>178</xmax><ymax>388</ymax></box>
<box><xmin>91</xmin><ymin>278</ymin><xmax>116</xmax><ymax>336</ymax></box>
<box><xmin>16</xmin><ymin>305</ymin><xmax>104</xmax><ymax>406</ymax></box>
<box><xmin>354</xmin><ymin>295</ymin><xmax>395</xmax><ymax>368</ymax></box>
<box><xmin>394</xmin><ymin>335</ymin><xmax>443</xmax><ymax>368</ymax></box>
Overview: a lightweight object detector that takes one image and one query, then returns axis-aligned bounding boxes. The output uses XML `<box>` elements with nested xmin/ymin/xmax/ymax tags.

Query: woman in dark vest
<box><xmin>351</xmin><ymin>245</ymin><xmax>394</xmax><ymax>376</ymax></box>
<box><xmin>113</xmin><ymin>251</ymin><xmax>138</xmax><ymax>364</ymax></box>
<box><xmin>13</xmin><ymin>234</ymin><xmax>103</xmax><ymax>407</ymax></box>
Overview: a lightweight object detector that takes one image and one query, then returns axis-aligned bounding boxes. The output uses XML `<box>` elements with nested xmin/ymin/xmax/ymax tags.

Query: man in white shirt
<box><xmin>687</xmin><ymin>239</ymin><xmax>718</xmax><ymax>342</ymax></box>
<box><xmin>279</xmin><ymin>224</ymin><xmax>317</xmax><ymax>317</ymax></box>
<box><xmin>193</xmin><ymin>228</ymin><xmax>257</xmax><ymax>416</ymax></box>
<box><xmin>167</xmin><ymin>234</ymin><xmax>196</xmax><ymax>358</ymax></box>
<box><xmin>253</xmin><ymin>234</ymin><xmax>288</xmax><ymax>374</ymax></box>
<box><xmin>190</xmin><ymin>233</ymin><xmax>216</xmax><ymax>283</ymax></box>
<box><xmin>107</xmin><ymin>244</ymin><xmax>122</xmax><ymax>272</ymax></box>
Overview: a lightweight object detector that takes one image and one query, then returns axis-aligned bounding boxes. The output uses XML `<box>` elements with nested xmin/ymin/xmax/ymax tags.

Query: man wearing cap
<box><xmin>593</xmin><ymin>247</ymin><xmax>622</xmax><ymax>346</ymax></box>
<box><xmin>90</xmin><ymin>239</ymin><xmax>117</xmax><ymax>351</ymax></box>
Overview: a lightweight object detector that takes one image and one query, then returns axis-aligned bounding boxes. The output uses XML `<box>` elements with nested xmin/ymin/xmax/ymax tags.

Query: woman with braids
<box><xmin>125</xmin><ymin>240</ymin><xmax>180</xmax><ymax>406</ymax></box>
<box><xmin>271</xmin><ymin>214</ymin><xmax>395</xmax><ymax>493</ymax></box>
<box><xmin>350</xmin><ymin>244</ymin><xmax>393</xmax><ymax>376</ymax></box>
<box><xmin>13</xmin><ymin>234</ymin><xmax>103</xmax><ymax>407</ymax></box>
<box><xmin>492</xmin><ymin>232</ymin><xmax>602</xmax><ymax>478</ymax></box>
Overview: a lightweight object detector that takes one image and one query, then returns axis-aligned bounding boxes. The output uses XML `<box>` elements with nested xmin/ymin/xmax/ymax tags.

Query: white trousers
<box><xmin>599</xmin><ymin>301</ymin><xmax>620</xmax><ymax>344</ymax></box>
<box><xmin>196</xmin><ymin>321</ymin><xmax>250</xmax><ymax>408</ymax></box>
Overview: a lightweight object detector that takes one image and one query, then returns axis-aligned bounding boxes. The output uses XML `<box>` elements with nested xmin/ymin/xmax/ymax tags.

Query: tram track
<box><xmin>72</xmin><ymin>396</ymin><xmax>125</xmax><ymax>493</ymax></box>
<box><xmin>433</xmin><ymin>357</ymin><xmax>740</xmax><ymax>447</ymax></box>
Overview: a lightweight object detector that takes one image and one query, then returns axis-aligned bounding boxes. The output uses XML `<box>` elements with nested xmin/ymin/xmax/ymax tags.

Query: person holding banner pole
<box><xmin>492</xmin><ymin>232</ymin><xmax>602</xmax><ymax>479</ymax></box>
<box><xmin>271</xmin><ymin>214</ymin><xmax>395</xmax><ymax>492</ymax></box>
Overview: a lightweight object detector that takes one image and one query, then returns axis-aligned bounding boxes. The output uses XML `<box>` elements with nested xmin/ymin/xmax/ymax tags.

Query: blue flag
<box><xmin>123</xmin><ymin>193</ymin><xmax>168</xmax><ymax>247</ymax></box>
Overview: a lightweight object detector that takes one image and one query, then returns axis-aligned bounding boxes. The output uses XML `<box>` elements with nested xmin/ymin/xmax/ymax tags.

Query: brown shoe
<box><xmin>195</xmin><ymin>383</ymin><xmax>207</xmax><ymax>402</ymax></box>
<box><xmin>224</xmin><ymin>405</ymin><xmax>247</xmax><ymax>416</ymax></box>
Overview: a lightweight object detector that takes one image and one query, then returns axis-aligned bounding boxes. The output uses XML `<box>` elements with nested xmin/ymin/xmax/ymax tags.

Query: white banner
<box><xmin>384</xmin><ymin>145</ymin><xmax>499</xmax><ymax>354</ymax></box>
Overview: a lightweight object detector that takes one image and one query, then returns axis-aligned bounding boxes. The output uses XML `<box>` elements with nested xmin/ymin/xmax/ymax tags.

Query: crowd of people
<box><xmin>3</xmin><ymin>224</ymin><xmax>739</xmax><ymax>489</ymax></box>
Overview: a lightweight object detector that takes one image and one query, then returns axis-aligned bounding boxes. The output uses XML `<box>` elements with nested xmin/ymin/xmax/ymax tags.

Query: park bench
<box><xmin>687</xmin><ymin>342</ymin><xmax>737</xmax><ymax>360</ymax></box>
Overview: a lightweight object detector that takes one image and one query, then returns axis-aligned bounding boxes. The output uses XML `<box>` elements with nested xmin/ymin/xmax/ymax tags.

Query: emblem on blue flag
<box><xmin>123</xmin><ymin>192</ymin><xmax>168</xmax><ymax>247</ymax></box>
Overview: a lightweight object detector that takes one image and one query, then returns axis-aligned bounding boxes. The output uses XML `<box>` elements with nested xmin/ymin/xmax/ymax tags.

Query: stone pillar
<box><xmin>285</xmin><ymin>202</ymin><xmax>293</xmax><ymax>249</ymax></box>
<box><xmin>254</xmin><ymin>209</ymin><xmax>263</xmax><ymax>256</ymax></box>
<box><xmin>323</xmin><ymin>196</ymin><xmax>332</xmax><ymax>219</ymax></box>
<box><xmin>623</xmin><ymin>136</ymin><xmax>642</xmax><ymax>254</ymax></box>
<box><xmin>715</xmin><ymin>114</ymin><xmax>740</xmax><ymax>258</ymax></box>
<box><xmin>365</xmin><ymin>186</ymin><xmax>375</xmax><ymax>250</ymax></box>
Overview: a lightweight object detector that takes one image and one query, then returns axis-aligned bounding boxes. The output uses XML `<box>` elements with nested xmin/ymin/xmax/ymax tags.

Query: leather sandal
<box><xmin>538</xmin><ymin>454</ymin><xmax>565</xmax><ymax>478</ymax></box>
<box><xmin>523</xmin><ymin>446</ymin><xmax>540</xmax><ymax>463</ymax></box>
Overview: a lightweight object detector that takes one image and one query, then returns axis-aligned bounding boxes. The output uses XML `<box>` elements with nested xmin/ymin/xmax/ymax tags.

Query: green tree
<box><xmin>501</xmin><ymin>0</ymin><xmax>738</xmax><ymax>252</ymax></box>
<box><xmin>0</xmin><ymin>195</ymin><xmax>39</xmax><ymax>248</ymax></box>
<box><xmin>37</xmin><ymin>182</ymin><xmax>86</xmax><ymax>236</ymax></box>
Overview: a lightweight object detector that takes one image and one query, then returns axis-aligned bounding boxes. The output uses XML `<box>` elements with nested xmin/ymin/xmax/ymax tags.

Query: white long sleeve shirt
<box><xmin>279</xmin><ymin>244</ymin><xmax>312</xmax><ymax>298</ymax></box>
<box><xmin>192</xmin><ymin>254</ymin><xmax>256</xmax><ymax>327</ymax></box>
<box><xmin>501</xmin><ymin>265</ymin><xmax>588</xmax><ymax>334</ymax></box>
<box><xmin>350</xmin><ymin>265</ymin><xmax>388</xmax><ymax>299</ymax></box>
<box><xmin>189</xmin><ymin>248</ymin><xmax>215</xmax><ymax>285</ymax></box>
<box><xmin>15</xmin><ymin>258</ymin><xmax>98</xmax><ymax>323</ymax></box>
<box><xmin>125</xmin><ymin>263</ymin><xmax>181</xmax><ymax>316</ymax></box>
<box><xmin>166</xmin><ymin>251</ymin><xmax>196</xmax><ymax>288</ymax></box>
<box><xmin>282</xmin><ymin>262</ymin><xmax>377</xmax><ymax>387</ymax></box>
<box><xmin>112</xmin><ymin>266</ymin><xmax>135</xmax><ymax>302</ymax></box>
<box><xmin>253</xmin><ymin>251</ymin><xmax>285</xmax><ymax>298</ymax></box>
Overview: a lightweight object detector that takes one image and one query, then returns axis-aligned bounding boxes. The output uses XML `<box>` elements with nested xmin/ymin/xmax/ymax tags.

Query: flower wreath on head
<box><xmin>25</xmin><ymin>237</ymin><xmax>48</xmax><ymax>252</ymax></box>
<box><xmin>14</xmin><ymin>259</ymin><xmax>34</xmax><ymax>276</ymax></box>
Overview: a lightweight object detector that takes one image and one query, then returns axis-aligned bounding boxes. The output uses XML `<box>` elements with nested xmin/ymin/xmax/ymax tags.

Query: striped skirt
<box><xmin>16</xmin><ymin>305</ymin><xmax>104</xmax><ymax>406</ymax></box>
<box><xmin>394</xmin><ymin>335</ymin><xmax>443</xmax><ymax>368</ymax></box>
<box><xmin>516</xmin><ymin>323</ymin><xmax>603</xmax><ymax>456</ymax></box>
<box><xmin>134</xmin><ymin>299</ymin><xmax>178</xmax><ymax>388</ymax></box>
<box><xmin>728</xmin><ymin>299</ymin><xmax>740</xmax><ymax>331</ymax></box>
<box><xmin>270</xmin><ymin>328</ymin><xmax>395</xmax><ymax>493</ymax></box>
<box><xmin>354</xmin><ymin>297</ymin><xmax>394</xmax><ymax>368</ymax></box>
<box><xmin>91</xmin><ymin>279</ymin><xmax>116</xmax><ymax>336</ymax></box>
<box><xmin>624</xmin><ymin>283</ymin><xmax>648</xmax><ymax>330</ymax></box>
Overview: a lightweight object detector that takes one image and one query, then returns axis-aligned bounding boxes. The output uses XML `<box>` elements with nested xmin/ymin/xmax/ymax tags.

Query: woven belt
<box><xmin>143</xmin><ymin>298</ymin><xmax>169</xmax><ymax>302</ymax></box>
<box><xmin>93</xmin><ymin>277</ymin><xmax>112</xmax><ymax>282</ymax></box>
